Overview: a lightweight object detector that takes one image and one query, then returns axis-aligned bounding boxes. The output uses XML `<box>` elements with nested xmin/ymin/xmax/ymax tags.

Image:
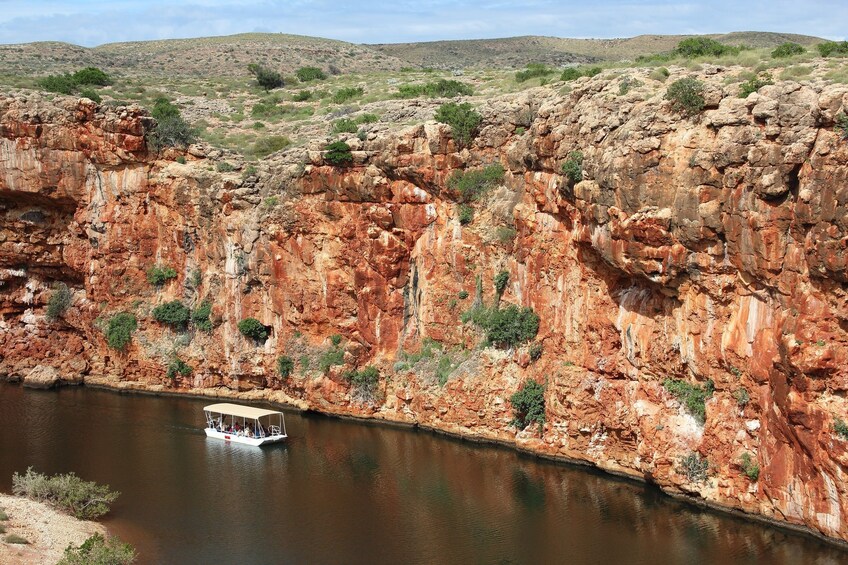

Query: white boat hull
<box><xmin>204</xmin><ymin>428</ymin><xmax>287</xmax><ymax>446</ymax></box>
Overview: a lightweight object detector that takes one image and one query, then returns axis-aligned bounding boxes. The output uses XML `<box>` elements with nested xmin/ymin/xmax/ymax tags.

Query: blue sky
<box><xmin>0</xmin><ymin>0</ymin><xmax>845</xmax><ymax>46</ymax></box>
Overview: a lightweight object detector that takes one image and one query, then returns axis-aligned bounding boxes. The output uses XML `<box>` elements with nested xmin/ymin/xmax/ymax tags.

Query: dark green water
<box><xmin>0</xmin><ymin>383</ymin><xmax>844</xmax><ymax>564</ymax></box>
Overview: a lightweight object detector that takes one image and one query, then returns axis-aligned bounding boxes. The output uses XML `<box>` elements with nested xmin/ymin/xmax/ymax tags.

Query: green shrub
<box><xmin>665</xmin><ymin>77</ymin><xmax>705</xmax><ymax>116</ymax></box>
<box><xmin>46</xmin><ymin>282</ymin><xmax>73</xmax><ymax>321</ymax></box>
<box><xmin>679</xmin><ymin>452</ymin><xmax>709</xmax><ymax>483</ymax></box>
<box><xmin>458</xmin><ymin>290</ymin><xmax>469</xmax><ymax>300</ymax></box>
<box><xmin>248</xmin><ymin>63</ymin><xmax>284</xmax><ymax>90</ymax></box>
<box><xmin>38</xmin><ymin>74</ymin><xmax>77</xmax><ymax>94</ymax></box>
<box><xmin>457</xmin><ymin>203</ymin><xmax>474</xmax><ymax>225</ymax></box>
<box><xmin>176</xmin><ymin>156</ymin><xmax>187</xmax><ymax>164</ymax></box>
<box><xmin>739</xmin><ymin>73</ymin><xmax>773</xmax><ymax>98</ymax></box>
<box><xmin>330</xmin><ymin>334</ymin><xmax>343</xmax><ymax>347</ymax></box>
<box><xmin>740</xmin><ymin>453</ymin><xmax>760</xmax><ymax>481</ymax></box>
<box><xmin>12</xmin><ymin>467</ymin><xmax>120</xmax><ymax>520</ymax></box>
<box><xmin>357</xmin><ymin>113</ymin><xmax>379</xmax><ymax>124</ymax></box>
<box><xmin>216</xmin><ymin>161</ymin><xmax>235</xmax><ymax>172</ymax></box>
<box><xmin>292</xmin><ymin>90</ymin><xmax>312</xmax><ymax>102</ymax></box>
<box><xmin>494</xmin><ymin>271</ymin><xmax>509</xmax><ymax>295</ymax></box>
<box><xmin>146</xmin><ymin>265</ymin><xmax>178</xmax><ymax>286</ymax></box>
<box><xmin>817</xmin><ymin>41</ymin><xmax>848</xmax><ymax>57</ymax></box>
<box><xmin>435</xmin><ymin>355</ymin><xmax>457</xmax><ymax>386</ymax></box>
<box><xmin>663</xmin><ymin>378</ymin><xmax>714</xmax><ymax>423</ymax></box>
<box><xmin>152</xmin><ymin>300</ymin><xmax>190</xmax><ymax>329</ymax></box>
<box><xmin>560</xmin><ymin>67</ymin><xmax>582</xmax><ymax>81</ymax></box>
<box><xmin>675</xmin><ymin>37</ymin><xmax>737</xmax><ymax>58</ymax></box>
<box><xmin>252</xmin><ymin>135</ymin><xmax>291</xmax><ymax>157</ymax></box>
<box><xmin>772</xmin><ymin>42</ymin><xmax>805</xmax><ymax>58</ymax></box>
<box><xmin>435</xmin><ymin>102</ymin><xmax>482</xmax><ymax>147</ymax></box>
<box><xmin>835</xmin><ymin>113</ymin><xmax>848</xmax><ymax>140</ymax></box>
<box><xmin>649</xmin><ymin>67</ymin><xmax>670</xmax><ymax>82</ymax></box>
<box><xmin>4</xmin><ymin>534</ymin><xmax>28</xmax><ymax>544</ymax></box>
<box><xmin>296</xmin><ymin>66</ymin><xmax>327</xmax><ymax>82</ymax></box>
<box><xmin>72</xmin><ymin>67</ymin><xmax>112</xmax><ymax>86</ymax></box>
<box><xmin>485</xmin><ymin>304</ymin><xmax>540</xmax><ymax>348</ymax></box>
<box><xmin>238</xmin><ymin>318</ymin><xmax>268</xmax><ymax>342</ymax></box>
<box><xmin>318</xmin><ymin>347</ymin><xmax>345</xmax><ymax>373</ymax></box>
<box><xmin>395</xmin><ymin>79</ymin><xmax>473</xmax><ymax>98</ymax></box>
<box><xmin>835</xmin><ymin>417</ymin><xmax>848</xmax><ymax>439</ymax></box>
<box><xmin>192</xmin><ymin>300</ymin><xmax>213</xmax><ymax>332</ymax></box>
<box><xmin>447</xmin><ymin>163</ymin><xmax>505</xmax><ymax>202</ymax></box>
<box><xmin>332</xmin><ymin>87</ymin><xmax>364</xmax><ymax>104</ymax></box>
<box><xmin>166</xmin><ymin>358</ymin><xmax>192</xmax><ymax>379</ymax></box>
<box><xmin>561</xmin><ymin>151</ymin><xmax>583</xmax><ymax>184</ymax></box>
<box><xmin>105</xmin><ymin>313</ymin><xmax>137</xmax><ymax>351</ymax></box>
<box><xmin>79</xmin><ymin>88</ymin><xmax>102</xmax><ymax>103</ymax></box>
<box><xmin>733</xmin><ymin>387</ymin><xmax>750</xmax><ymax>407</ymax></box>
<box><xmin>345</xmin><ymin>365</ymin><xmax>379</xmax><ymax>393</ymax></box>
<box><xmin>332</xmin><ymin>118</ymin><xmax>358</xmax><ymax>133</ymax></box>
<box><xmin>324</xmin><ymin>140</ymin><xmax>353</xmax><ymax>166</ymax></box>
<box><xmin>515</xmin><ymin>63</ymin><xmax>555</xmax><ymax>83</ymax></box>
<box><xmin>528</xmin><ymin>342</ymin><xmax>543</xmax><ymax>361</ymax></box>
<box><xmin>510</xmin><ymin>380</ymin><xmax>545</xmax><ymax>429</ymax></box>
<box><xmin>277</xmin><ymin>355</ymin><xmax>294</xmax><ymax>379</ymax></box>
<box><xmin>147</xmin><ymin>98</ymin><xmax>196</xmax><ymax>151</ymax></box>
<box><xmin>58</xmin><ymin>533</ymin><xmax>136</xmax><ymax>565</ymax></box>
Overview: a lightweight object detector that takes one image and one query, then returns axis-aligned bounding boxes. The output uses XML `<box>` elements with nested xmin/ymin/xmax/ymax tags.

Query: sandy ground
<box><xmin>0</xmin><ymin>493</ymin><xmax>106</xmax><ymax>565</ymax></box>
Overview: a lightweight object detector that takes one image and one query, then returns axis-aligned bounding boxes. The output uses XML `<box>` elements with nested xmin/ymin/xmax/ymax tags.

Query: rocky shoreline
<box><xmin>0</xmin><ymin>493</ymin><xmax>106</xmax><ymax>565</ymax></box>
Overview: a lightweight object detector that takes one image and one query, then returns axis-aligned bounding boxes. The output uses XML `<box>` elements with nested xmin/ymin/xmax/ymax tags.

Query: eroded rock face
<box><xmin>1</xmin><ymin>72</ymin><xmax>847</xmax><ymax>542</ymax></box>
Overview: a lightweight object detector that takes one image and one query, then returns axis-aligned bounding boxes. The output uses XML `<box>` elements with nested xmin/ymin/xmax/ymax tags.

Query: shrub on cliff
<box><xmin>739</xmin><ymin>453</ymin><xmax>760</xmax><ymax>482</ymax></box>
<box><xmin>510</xmin><ymin>379</ymin><xmax>545</xmax><ymax>430</ymax></box>
<box><xmin>663</xmin><ymin>378</ymin><xmax>714</xmax><ymax>423</ymax></box>
<box><xmin>772</xmin><ymin>42</ymin><xmax>805</xmax><ymax>58</ymax></box>
<box><xmin>58</xmin><ymin>533</ymin><xmax>136</xmax><ymax>565</ymax></box>
<box><xmin>192</xmin><ymin>300</ymin><xmax>213</xmax><ymax>332</ymax></box>
<box><xmin>248</xmin><ymin>63</ymin><xmax>284</xmax><ymax>90</ymax></box>
<box><xmin>79</xmin><ymin>88</ymin><xmax>102</xmax><ymax>103</ymax></box>
<box><xmin>344</xmin><ymin>365</ymin><xmax>379</xmax><ymax>394</ymax></box>
<box><xmin>834</xmin><ymin>417</ymin><xmax>848</xmax><ymax>440</ymax></box>
<box><xmin>457</xmin><ymin>204</ymin><xmax>474</xmax><ymax>225</ymax></box>
<box><xmin>105</xmin><ymin>313</ymin><xmax>137</xmax><ymax>351</ymax></box>
<box><xmin>238</xmin><ymin>318</ymin><xmax>268</xmax><ymax>342</ymax></box>
<box><xmin>146</xmin><ymin>265</ymin><xmax>178</xmax><ymax>287</ymax></box>
<box><xmin>561</xmin><ymin>151</ymin><xmax>583</xmax><ymax>184</ymax></box>
<box><xmin>435</xmin><ymin>102</ymin><xmax>481</xmax><ymax>147</ymax></box>
<box><xmin>324</xmin><ymin>140</ymin><xmax>354</xmax><ymax>166</ymax></box>
<box><xmin>318</xmin><ymin>347</ymin><xmax>345</xmax><ymax>373</ymax></box>
<box><xmin>678</xmin><ymin>452</ymin><xmax>709</xmax><ymax>483</ymax></box>
<box><xmin>277</xmin><ymin>355</ymin><xmax>294</xmax><ymax>379</ymax></box>
<box><xmin>296</xmin><ymin>66</ymin><xmax>327</xmax><ymax>82</ymax></box>
<box><xmin>447</xmin><ymin>163</ymin><xmax>505</xmax><ymax>202</ymax></box>
<box><xmin>46</xmin><ymin>282</ymin><xmax>73</xmax><ymax>321</ymax></box>
<box><xmin>152</xmin><ymin>300</ymin><xmax>190</xmax><ymax>330</ymax></box>
<box><xmin>12</xmin><ymin>467</ymin><xmax>119</xmax><ymax>520</ymax></box>
<box><xmin>665</xmin><ymin>78</ymin><xmax>705</xmax><ymax>117</ymax></box>
<box><xmin>836</xmin><ymin>113</ymin><xmax>848</xmax><ymax>140</ymax></box>
<box><xmin>485</xmin><ymin>304</ymin><xmax>539</xmax><ymax>348</ymax></box>
<box><xmin>147</xmin><ymin>98</ymin><xmax>196</xmax><ymax>151</ymax></box>
<box><xmin>37</xmin><ymin>67</ymin><xmax>111</xmax><ymax>96</ymax></box>
<box><xmin>166</xmin><ymin>357</ymin><xmax>192</xmax><ymax>379</ymax></box>
<box><xmin>739</xmin><ymin>73</ymin><xmax>773</xmax><ymax>98</ymax></box>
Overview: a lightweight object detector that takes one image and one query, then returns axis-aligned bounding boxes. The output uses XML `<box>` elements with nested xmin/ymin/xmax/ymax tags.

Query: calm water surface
<box><xmin>0</xmin><ymin>383</ymin><xmax>844</xmax><ymax>564</ymax></box>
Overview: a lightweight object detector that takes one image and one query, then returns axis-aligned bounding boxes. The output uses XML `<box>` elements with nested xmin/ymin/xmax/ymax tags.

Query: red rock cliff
<box><xmin>1</xmin><ymin>72</ymin><xmax>847</xmax><ymax>543</ymax></box>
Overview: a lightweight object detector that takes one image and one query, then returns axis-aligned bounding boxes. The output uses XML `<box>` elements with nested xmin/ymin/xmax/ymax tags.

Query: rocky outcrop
<box><xmin>1</xmin><ymin>68</ymin><xmax>847</xmax><ymax>544</ymax></box>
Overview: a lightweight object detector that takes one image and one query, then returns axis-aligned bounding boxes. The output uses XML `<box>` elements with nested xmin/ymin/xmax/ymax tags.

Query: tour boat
<box><xmin>203</xmin><ymin>403</ymin><xmax>288</xmax><ymax>446</ymax></box>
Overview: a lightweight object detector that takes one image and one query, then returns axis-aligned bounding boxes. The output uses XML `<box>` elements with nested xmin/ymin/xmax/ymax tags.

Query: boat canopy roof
<box><xmin>204</xmin><ymin>403</ymin><xmax>283</xmax><ymax>420</ymax></box>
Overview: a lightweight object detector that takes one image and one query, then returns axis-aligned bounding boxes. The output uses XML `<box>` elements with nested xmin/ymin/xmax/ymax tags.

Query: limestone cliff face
<box><xmin>1</xmin><ymin>70</ymin><xmax>847</xmax><ymax>543</ymax></box>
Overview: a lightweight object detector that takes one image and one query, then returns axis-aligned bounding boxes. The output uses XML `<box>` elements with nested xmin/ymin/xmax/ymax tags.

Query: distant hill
<box><xmin>371</xmin><ymin>31</ymin><xmax>825</xmax><ymax>69</ymax></box>
<box><xmin>0</xmin><ymin>31</ymin><xmax>826</xmax><ymax>78</ymax></box>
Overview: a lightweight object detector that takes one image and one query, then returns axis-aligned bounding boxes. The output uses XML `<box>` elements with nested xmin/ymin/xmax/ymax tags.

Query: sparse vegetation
<box><xmin>251</xmin><ymin>135</ymin><xmax>291</xmax><ymax>157</ymax></box>
<box><xmin>739</xmin><ymin>73</ymin><xmax>773</xmax><ymax>97</ymax></box>
<box><xmin>79</xmin><ymin>88</ymin><xmax>102</xmax><ymax>103</ymax></box>
<box><xmin>679</xmin><ymin>452</ymin><xmax>709</xmax><ymax>483</ymax></box>
<box><xmin>238</xmin><ymin>317</ymin><xmax>268</xmax><ymax>342</ymax></box>
<box><xmin>510</xmin><ymin>379</ymin><xmax>545</xmax><ymax>429</ymax></box>
<box><xmin>447</xmin><ymin>163</ymin><xmax>505</xmax><ymax>202</ymax></box>
<box><xmin>12</xmin><ymin>467</ymin><xmax>120</xmax><ymax>520</ymax></box>
<box><xmin>740</xmin><ymin>453</ymin><xmax>760</xmax><ymax>482</ymax></box>
<box><xmin>458</xmin><ymin>290</ymin><xmax>469</xmax><ymax>300</ymax></box>
<box><xmin>277</xmin><ymin>355</ymin><xmax>294</xmax><ymax>379</ymax></box>
<box><xmin>4</xmin><ymin>533</ymin><xmax>28</xmax><ymax>544</ymax></box>
<box><xmin>330</xmin><ymin>334</ymin><xmax>343</xmax><ymax>347</ymax></box>
<box><xmin>649</xmin><ymin>67</ymin><xmax>670</xmax><ymax>82</ymax></box>
<box><xmin>834</xmin><ymin>417</ymin><xmax>848</xmax><ymax>440</ymax></box>
<box><xmin>772</xmin><ymin>42</ymin><xmax>805</xmax><ymax>58</ymax></box>
<box><xmin>528</xmin><ymin>342</ymin><xmax>543</xmax><ymax>361</ymax></box>
<box><xmin>46</xmin><ymin>282</ymin><xmax>72</xmax><ymax>321</ymax></box>
<box><xmin>58</xmin><ymin>533</ymin><xmax>136</xmax><ymax>565</ymax></box>
<box><xmin>105</xmin><ymin>313</ymin><xmax>137</xmax><ymax>351</ymax></box>
<box><xmin>663</xmin><ymin>378</ymin><xmax>714</xmax><ymax>423</ymax></box>
<box><xmin>147</xmin><ymin>97</ymin><xmax>196</xmax><ymax>151</ymax></box>
<box><xmin>324</xmin><ymin>140</ymin><xmax>354</xmax><ymax>166</ymax></box>
<box><xmin>216</xmin><ymin>161</ymin><xmax>235</xmax><ymax>172</ymax></box>
<box><xmin>561</xmin><ymin>151</ymin><xmax>583</xmax><ymax>184</ymax></box>
<box><xmin>434</xmin><ymin>102</ymin><xmax>482</xmax><ymax>147</ymax></box>
<box><xmin>515</xmin><ymin>63</ymin><xmax>555</xmax><ymax>83</ymax></box>
<box><xmin>836</xmin><ymin>113</ymin><xmax>848</xmax><ymax>140</ymax></box>
<box><xmin>248</xmin><ymin>63</ymin><xmax>284</xmax><ymax>90</ymax></box>
<box><xmin>665</xmin><ymin>77</ymin><xmax>705</xmax><ymax>116</ymax></box>
<box><xmin>733</xmin><ymin>387</ymin><xmax>750</xmax><ymax>407</ymax></box>
<box><xmin>152</xmin><ymin>300</ymin><xmax>190</xmax><ymax>329</ymax></box>
<box><xmin>560</xmin><ymin>66</ymin><xmax>602</xmax><ymax>81</ymax></box>
<box><xmin>395</xmin><ymin>79</ymin><xmax>473</xmax><ymax>98</ymax></box>
<box><xmin>345</xmin><ymin>365</ymin><xmax>379</xmax><ymax>393</ymax></box>
<box><xmin>296</xmin><ymin>66</ymin><xmax>327</xmax><ymax>82</ymax></box>
<box><xmin>166</xmin><ymin>357</ymin><xmax>192</xmax><ymax>379</ymax></box>
<box><xmin>292</xmin><ymin>90</ymin><xmax>312</xmax><ymax>102</ymax></box>
<box><xmin>318</xmin><ymin>347</ymin><xmax>345</xmax><ymax>373</ymax></box>
<box><xmin>332</xmin><ymin>86</ymin><xmax>364</xmax><ymax>104</ymax></box>
<box><xmin>146</xmin><ymin>265</ymin><xmax>178</xmax><ymax>287</ymax></box>
<box><xmin>457</xmin><ymin>203</ymin><xmax>474</xmax><ymax>225</ymax></box>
